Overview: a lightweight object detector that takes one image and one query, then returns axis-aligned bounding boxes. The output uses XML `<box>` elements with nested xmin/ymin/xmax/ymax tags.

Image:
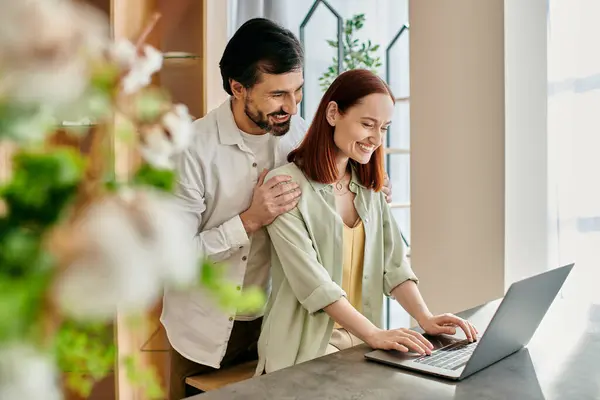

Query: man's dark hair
<box><xmin>219</xmin><ymin>18</ymin><xmax>304</xmax><ymax>95</ymax></box>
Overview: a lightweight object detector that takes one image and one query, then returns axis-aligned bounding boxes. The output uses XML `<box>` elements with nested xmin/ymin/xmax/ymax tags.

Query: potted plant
<box><xmin>0</xmin><ymin>1</ymin><xmax>263</xmax><ymax>399</ymax></box>
<box><xmin>318</xmin><ymin>14</ymin><xmax>383</xmax><ymax>92</ymax></box>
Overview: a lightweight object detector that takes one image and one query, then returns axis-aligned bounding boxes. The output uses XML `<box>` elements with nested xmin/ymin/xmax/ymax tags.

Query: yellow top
<box><xmin>334</xmin><ymin>219</ymin><xmax>366</xmax><ymax>329</ymax></box>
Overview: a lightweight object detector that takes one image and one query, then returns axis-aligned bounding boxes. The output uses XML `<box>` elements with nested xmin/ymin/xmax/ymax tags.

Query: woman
<box><xmin>256</xmin><ymin>69</ymin><xmax>478</xmax><ymax>375</ymax></box>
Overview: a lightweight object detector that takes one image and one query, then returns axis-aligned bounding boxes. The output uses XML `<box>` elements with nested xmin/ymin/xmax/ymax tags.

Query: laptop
<box><xmin>364</xmin><ymin>263</ymin><xmax>574</xmax><ymax>380</ymax></box>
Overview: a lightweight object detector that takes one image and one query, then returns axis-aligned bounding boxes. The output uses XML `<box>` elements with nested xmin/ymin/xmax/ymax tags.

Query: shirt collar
<box><xmin>216</xmin><ymin>98</ymin><xmax>244</xmax><ymax>146</ymax></box>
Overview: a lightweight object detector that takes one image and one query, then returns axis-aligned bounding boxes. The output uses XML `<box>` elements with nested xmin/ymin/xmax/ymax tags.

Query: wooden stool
<box><xmin>185</xmin><ymin>360</ymin><xmax>258</xmax><ymax>392</ymax></box>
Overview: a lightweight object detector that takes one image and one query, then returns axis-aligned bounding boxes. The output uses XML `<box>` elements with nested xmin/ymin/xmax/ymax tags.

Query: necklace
<box><xmin>333</xmin><ymin>174</ymin><xmax>351</xmax><ymax>196</ymax></box>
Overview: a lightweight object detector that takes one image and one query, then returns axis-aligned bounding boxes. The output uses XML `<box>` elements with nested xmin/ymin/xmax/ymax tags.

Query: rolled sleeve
<box><xmin>221</xmin><ymin>215</ymin><xmax>250</xmax><ymax>249</ymax></box>
<box><xmin>267</xmin><ymin>205</ymin><xmax>344</xmax><ymax>314</ymax></box>
<box><xmin>303</xmin><ymin>282</ymin><xmax>345</xmax><ymax>315</ymax></box>
<box><xmin>381</xmin><ymin>193</ymin><xmax>419</xmax><ymax>296</ymax></box>
<box><xmin>384</xmin><ymin>258</ymin><xmax>419</xmax><ymax>297</ymax></box>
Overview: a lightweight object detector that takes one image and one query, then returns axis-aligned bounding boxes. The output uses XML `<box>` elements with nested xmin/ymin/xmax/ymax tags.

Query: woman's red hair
<box><xmin>289</xmin><ymin>69</ymin><xmax>394</xmax><ymax>191</ymax></box>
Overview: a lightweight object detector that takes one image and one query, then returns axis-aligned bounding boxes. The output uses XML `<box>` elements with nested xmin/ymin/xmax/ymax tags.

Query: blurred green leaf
<box><xmin>1</xmin><ymin>148</ymin><xmax>85</xmax><ymax>227</ymax></box>
<box><xmin>114</xmin><ymin>116</ymin><xmax>137</xmax><ymax>144</ymax></box>
<box><xmin>122</xmin><ymin>355</ymin><xmax>164</xmax><ymax>399</ymax></box>
<box><xmin>0</xmin><ymin>102</ymin><xmax>56</xmax><ymax>143</ymax></box>
<box><xmin>0</xmin><ymin>253</ymin><xmax>54</xmax><ymax>342</ymax></box>
<box><xmin>134</xmin><ymin>89</ymin><xmax>170</xmax><ymax>123</ymax></box>
<box><xmin>89</xmin><ymin>62</ymin><xmax>120</xmax><ymax>94</ymax></box>
<box><xmin>55</xmin><ymin>320</ymin><xmax>116</xmax><ymax>398</ymax></box>
<box><xmin>200</xmin><ymin>261</ymin><xmax>266</xmax><ymax>312</ymax></box>
<box><xmin>132</xmin><ymin>163</ymin><xmax>176</xmax><ymax>192</ymax></box>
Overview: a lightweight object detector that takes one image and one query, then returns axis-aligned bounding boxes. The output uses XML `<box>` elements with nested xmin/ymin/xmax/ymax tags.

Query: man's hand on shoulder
<box><xmin>382</xmin><ymin>172</ymin><xmax>393</xmax><ymax>204</ymax></box>
<box><xmin>240</xmin><ymin>169</ymin><xmax>302</xmax><ymax>234</ymax></box>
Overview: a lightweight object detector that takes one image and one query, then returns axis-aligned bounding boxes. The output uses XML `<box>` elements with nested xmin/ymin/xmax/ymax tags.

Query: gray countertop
<box><xmin>189</xmin><ymin>297</ymin><xmax>600</xmax><ymax>400</ymax></box>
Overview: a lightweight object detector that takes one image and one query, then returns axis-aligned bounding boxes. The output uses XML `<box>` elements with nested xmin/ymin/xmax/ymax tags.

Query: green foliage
<box><xmin>0</xmin><ymin>148</ymin><xmax>85</xmax><ymax>345</ymax></box>
<box><xmin>89</xmin><ymin>62</ymin><xmax>121</xmax><ymax>95</ymax></box>
<box><xmin>318</xmin><ymin>14</ymin><xmax>383</xmax><ymax>92</ymax></box>
<box><xmin>132</xmin><ymin>163</ymin><xmax>176</xmax><ymax>192</ymax></box>
<box><xmin>0</xmin><ymin>101</ymin><xmax>56</xmax><ymax>143</ymax></box>
<box><xmin>200</xmin><ymin>261</ymin><xmax>265</xmax><ymax>313</ymax></box>
<box><xmin>55</xmin><ymin>321</ymin><xmax>116</xmax><ymax>397</ymax></box>
<box><xmin>0</xmin><ymin>148</ymin><xmax>113</xmax><ymax>398</ymax></box>
<box><xmin>1</xmin><ymin>148</ymin><xmax>86</xmax><ymax>228</ymax></box>
<box><xmin>133</xmin><ymin>88</ymin><xmax>171</xmax><ymax>123</ymax></box>
<box><xmin>0</xmin><ymin>258</ymin><xmax>53</xmax><ymax>343</ymax></box>
<box><xmin>0</xmin><ymin>133</ymin><xmax>264</xmax><ymax>399</ymax></box>
<box><xmin>123</xmin><ymin>355</ymin><xmax>164</xmax><ymax>399</ymax></box>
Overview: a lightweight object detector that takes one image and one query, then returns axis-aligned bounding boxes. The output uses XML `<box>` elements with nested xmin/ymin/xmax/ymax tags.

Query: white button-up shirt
<box><xmin>160</xmin><ymin>99</ymin><xmax>307</xmax><ymax>368</ymax></box>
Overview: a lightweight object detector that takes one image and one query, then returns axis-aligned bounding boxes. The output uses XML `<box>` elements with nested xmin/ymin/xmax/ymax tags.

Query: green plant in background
<box><xmin>0</xmin><ymin>144</ymin><xmax>265</xmax><ymax>399</ymax></box>
<box><xmin>319</xmin><ymin>13</ymin><xmax>383</xmax><ymax>92</ymax></box>
<box><xmin>0</xmin><ymin>2</ymin><xmax>265</xmax><ymax>399</ymax></box>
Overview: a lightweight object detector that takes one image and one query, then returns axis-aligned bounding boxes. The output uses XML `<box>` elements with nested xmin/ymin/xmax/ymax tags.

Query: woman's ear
<box><xmin>325</xmin><ymin>101</ymin><xmax>339</xmax><ymax>127</ymax></box>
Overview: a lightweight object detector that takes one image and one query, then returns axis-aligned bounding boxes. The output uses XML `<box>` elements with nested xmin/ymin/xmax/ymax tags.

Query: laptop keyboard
<box><xmin>413</xmin><ymin>340</ymin><xmax>478</xmax><ymax>370</ymax></box>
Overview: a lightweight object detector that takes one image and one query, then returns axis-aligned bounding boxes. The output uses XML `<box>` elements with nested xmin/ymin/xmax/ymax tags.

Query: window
<box><xmin>293</xmin><ymin>0</ymin><xmax>412</xmax><ymax>329</ymax></box>
<box><xmin>547</xmin><ymin>0</ymin><xmax>600</xmax><ymax>304</ymax></box>
<box><xmin>231</xmin><ymin>0</ymin><xmax>413</xmax><ymax>328</ymax></box>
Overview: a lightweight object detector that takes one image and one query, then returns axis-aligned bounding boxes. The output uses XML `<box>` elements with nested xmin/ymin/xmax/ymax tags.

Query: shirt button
<box><xmin>365</xmin><ymin>218</ymin><xmax>369</xmax><ymax>223</ymax></box>
<box><xmin>236</xmin><ymin>286</ymin><xmax>241</xmax><ymax>291</ymax></box>
<box><xmin>229</xmin><ymin>316</ymin><xmax>234</xmax><ymax>321</ymax></box>
<box><xmin>242</xmin><ymin>256</ymin><xmax>247</xmax><ymax>261</ymax></box>
<box><xmin>252</xmin><ymin>162</ymin><xmax>257</xmax><ymax>167</ymax></box>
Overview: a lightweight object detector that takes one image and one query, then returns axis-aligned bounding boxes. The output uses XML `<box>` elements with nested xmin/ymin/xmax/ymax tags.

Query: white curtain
<box><xmin>228</xmin><ymin>0</ymin><xmax>292</xmax><ymax>37</ymax></box>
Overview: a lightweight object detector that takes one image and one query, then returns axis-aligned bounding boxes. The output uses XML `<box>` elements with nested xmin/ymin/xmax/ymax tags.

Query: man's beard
<box><xmin>244</xmin><ymin>99</ymin><xmax>291</xmax><ymax>136</ymax></box>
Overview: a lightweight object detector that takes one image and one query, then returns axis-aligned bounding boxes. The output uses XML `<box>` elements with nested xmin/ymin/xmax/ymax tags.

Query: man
<box><xmin>161</xmin><ymin>18</ymin><xmax>392</xmax><ymax>399</ymax></box>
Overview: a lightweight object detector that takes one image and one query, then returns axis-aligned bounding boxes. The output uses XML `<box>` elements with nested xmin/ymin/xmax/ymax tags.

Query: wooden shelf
<box><xmin>164</xmin><ymin>51</ymin><xmax>202</xmax><ymax>59</ymax></box>
<box><xmin>163</xmin><ymin>52</ymin><xmax>203</xmax><ymax>66</ymax></box>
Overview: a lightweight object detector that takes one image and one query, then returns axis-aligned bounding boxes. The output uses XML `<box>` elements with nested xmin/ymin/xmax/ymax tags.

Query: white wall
<box><xmin>504</xmin><ymin>0</ymin><xmax>553</xmax><ymax>287</ymax></box>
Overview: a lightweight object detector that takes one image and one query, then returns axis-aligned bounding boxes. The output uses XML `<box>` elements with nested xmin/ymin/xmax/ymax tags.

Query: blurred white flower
<box><xmin>0</xmin><ymin>0</ymin><xmax>109</xmax><ymax>108</ymax></box>
<box><xmin>139</xmin><ymin>104</ymin><xmax>194</xmax><ymax>169</ymax></box>
<box><xmin>53</xmin><ymin>188</ymin><xmax>198</xmax><ymax>320</ymax></box>
<box><xmin>0</xmin><ymin>343</ymin><xmax>62</xmax><ymax>400</ymax></box>
<box><xmin>109</xmin><ymin>39</ymin><xmax>163</xmax><ymax>94</ymax></box>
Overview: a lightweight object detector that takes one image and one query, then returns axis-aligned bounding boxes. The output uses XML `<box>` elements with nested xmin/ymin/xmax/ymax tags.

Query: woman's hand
<box><xmin>364</xmin><ymin>328</ymin><xmax>434</xmax><ymax>356</ymax></box>
<box><xmin>418</xmin><ymin>314</ymin><xmax>479</xmax><ymax>342</ymax></box>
